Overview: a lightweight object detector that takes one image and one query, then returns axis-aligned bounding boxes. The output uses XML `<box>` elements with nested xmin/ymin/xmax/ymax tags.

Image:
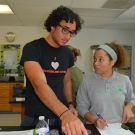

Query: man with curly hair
<box><xmin>20</xmin><ymin>5</ymin><xmax>87</xmax><ymax>135</ymax></box>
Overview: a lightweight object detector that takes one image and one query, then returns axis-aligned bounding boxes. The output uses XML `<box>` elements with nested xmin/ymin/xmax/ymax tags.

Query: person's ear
<box><xmin>51</xmin><ymin>26</ymin><xmax>54</xmax><ymax>30</ymax></box>
<box><xmin>111</xmin><ymin>60</ymin><xmax>116</xmax><ymax>66</ymax></box>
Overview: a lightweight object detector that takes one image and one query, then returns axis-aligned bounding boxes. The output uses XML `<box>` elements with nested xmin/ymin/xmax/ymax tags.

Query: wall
<box><xmin>0</xmin><ymin>26</ymin><xmax>135</xmax><ymax>90</ymax></box>
<box><xmin>0</xmin><ymin>26</ymin><xmax>48</xmax><ymax>55</ymax></box>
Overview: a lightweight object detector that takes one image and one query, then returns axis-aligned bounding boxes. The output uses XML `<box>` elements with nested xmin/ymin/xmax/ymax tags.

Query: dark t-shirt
<box><xmin>20</xmin><ymin>38</ymin><xmax>74</xmax><ymax>119</ymax></box>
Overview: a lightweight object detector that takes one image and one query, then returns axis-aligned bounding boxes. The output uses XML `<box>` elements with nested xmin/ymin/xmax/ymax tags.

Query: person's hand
<box><xmin>94</xmin><ymin>118</ymin><xmax>108</xmax><ymax>129</ymax></box>
<box><xmin>122</xmin><ymin>106</ymin><xmax>134</xmax><ymax>123</ymax></box>
<box><xmin>60</xmin><ymin>110</ymin><xmax>88</xmax><ymax>135</ymax></box>
<box><xmin>69</xmin><ymin>105</ymin><xmax>78</xmax><ymax>116</ymax></box>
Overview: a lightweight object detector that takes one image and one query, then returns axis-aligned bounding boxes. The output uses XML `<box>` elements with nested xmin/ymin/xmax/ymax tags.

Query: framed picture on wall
<box><xmin>0</xmin><ymin>44</ymin><xmax>20</xmax><ymax>75</ymax></box>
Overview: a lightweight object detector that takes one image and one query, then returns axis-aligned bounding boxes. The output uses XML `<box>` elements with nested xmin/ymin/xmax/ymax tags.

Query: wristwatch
<box><xmin>68</xmin><ymin>101</ymin><xmax>74</xmax><ymax>106</ymax></box>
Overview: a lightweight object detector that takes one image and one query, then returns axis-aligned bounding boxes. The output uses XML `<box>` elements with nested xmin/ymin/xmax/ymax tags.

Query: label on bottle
<box><xmin>37</xmin><ymin>132</ymin><xmax>49</xmax><ymax>135</ymax></box>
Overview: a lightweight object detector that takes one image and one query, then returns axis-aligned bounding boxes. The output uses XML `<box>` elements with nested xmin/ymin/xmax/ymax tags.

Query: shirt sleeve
<box><xmin>125</xmin><ymin>76</ymin><xmax>135</xmax><ymax>106</ymax></box>
<box><xmin>76</xmin><ymin>78</ymin><xmax>91</xmax><ymax>118</ymax></box>
<box><xmin>67</xmin><ymin>48</ymin><xmax>74</xmax><ymax>68</ymax></box>
<box><xmin>20</xmin><ymin>41</ymin><xmax>40</xmax><ymax>66</ymax></box>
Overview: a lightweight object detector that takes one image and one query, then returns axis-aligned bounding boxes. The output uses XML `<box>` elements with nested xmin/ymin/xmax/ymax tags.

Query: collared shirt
<box><xmin>76</xmin><ymin>71</ymin><xmax>135</xmax><ymax>123</ymax></box>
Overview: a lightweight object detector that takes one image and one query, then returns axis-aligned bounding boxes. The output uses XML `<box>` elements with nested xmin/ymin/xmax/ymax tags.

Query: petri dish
<box><xmin>50</xmin><ymin>129</ymin><xmax>59</xmax><ymax>135</ymax></box>
<box><xmin>87</xmin><ymin>129</ymin><xmax>91</xmax><ymax>135</ymax></box>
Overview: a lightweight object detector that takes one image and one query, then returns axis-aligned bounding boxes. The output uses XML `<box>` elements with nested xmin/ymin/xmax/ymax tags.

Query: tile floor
<box><xmin>0</xmin><ymin>108</ymin><xmax>135</xmax><ymax>126</ymax></box>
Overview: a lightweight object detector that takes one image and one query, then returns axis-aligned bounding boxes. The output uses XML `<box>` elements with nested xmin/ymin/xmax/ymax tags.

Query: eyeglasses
<box><xmin>58</xmin><ymin>24</ymin><xmax>76</xmax><ymax>37</ymax></box>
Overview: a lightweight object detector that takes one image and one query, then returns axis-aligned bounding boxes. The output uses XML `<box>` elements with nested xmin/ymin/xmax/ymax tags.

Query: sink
<box><xmin>9</xmin><ymin>76</ymin><xmax>15</xmax><ymax>81</ymax></box>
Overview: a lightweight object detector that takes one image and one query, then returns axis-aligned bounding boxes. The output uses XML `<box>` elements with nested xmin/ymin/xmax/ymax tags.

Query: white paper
<box><xmin>97</xmin><ymin>123</ymin><xmax>135</xmax><ymax>135</ymax></box>
<box><xmin>0</xmin><ymin>129</ymin><xmax>33</xmax><ymax>135</ymax></box>
<box><xmin>16</xmin><ymin>97</ymin><xmax>25</xmax><ymax>101</ymax></box>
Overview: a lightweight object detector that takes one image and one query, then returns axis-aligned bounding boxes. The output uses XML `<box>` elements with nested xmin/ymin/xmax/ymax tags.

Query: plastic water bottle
<box><xmin>36</xmin><ymin>116</ymin><xmax>49</xmax><ymax>135</ymax></box>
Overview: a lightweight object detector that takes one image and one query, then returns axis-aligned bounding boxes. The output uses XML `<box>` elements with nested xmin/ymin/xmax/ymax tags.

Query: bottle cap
<box><xmin>39</xmin><ymin>116</ymin><xmax>45</xmax><ymax>120</ymax></box>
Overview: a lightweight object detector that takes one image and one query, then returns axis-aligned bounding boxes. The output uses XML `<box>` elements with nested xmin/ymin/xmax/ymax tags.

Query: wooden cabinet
<box><xmin>0</xmin><ymin>82</ymin><xmax>24</xmax><ymax>111</ymax></box>
<box><xmin>11</xmin><ymin>103</ymin><xmax>25</xmax><ymax>121</ymax></box>
<box><xmin>0</xmin><ymin>83</ymin><xmax>10</xmax><ymax>111</ymax></box>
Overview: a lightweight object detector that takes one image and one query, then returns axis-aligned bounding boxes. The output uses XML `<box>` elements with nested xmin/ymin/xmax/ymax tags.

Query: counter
<box><xmin>0</xmin><ymin>123</ymin><xmax>135</xmax><ymax>135</ymax></box>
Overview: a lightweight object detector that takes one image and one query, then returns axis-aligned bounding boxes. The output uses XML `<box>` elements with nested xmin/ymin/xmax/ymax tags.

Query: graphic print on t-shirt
<box><xmin>51</xmin><ymin>56</ymin><xmax>59</xmax><ymax>70</ymax></box>
<box><xmin>43</xmin><ymin>55</ymin><xmax>66</xmax><ymax>74</ymax></box>
<box><xmin>51</xmin><ymin>62</ymin><xmax>59</xmax><ymax>70</ymax></box>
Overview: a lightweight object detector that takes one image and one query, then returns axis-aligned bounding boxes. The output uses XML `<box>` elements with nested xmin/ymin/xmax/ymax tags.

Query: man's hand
<box><xmin>60</xmin><ymin>110</ymin><xmax>88</xmax><ymax>135</ymax></box>
<box><xmin>69</xmin><ymin>104</ymin><xmax>78</xmax><ymax>116</ymax></box>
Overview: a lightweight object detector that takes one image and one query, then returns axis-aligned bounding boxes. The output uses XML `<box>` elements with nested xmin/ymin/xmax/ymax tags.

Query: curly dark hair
<box><xmin>106</xmin><ymin>41</ymin><xmax>129</xmax><ymax>69</ymax></box>
<box><xmin>44</xmin><ymin>5</ymin><xmax>84</xmax><ymax>34</ymax></box>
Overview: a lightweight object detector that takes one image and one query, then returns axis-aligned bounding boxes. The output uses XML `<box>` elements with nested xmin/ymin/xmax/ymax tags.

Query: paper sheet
<box><xmin>0</xmin><ymin>129</ymin><xmax>33</xmax><ymax>135</ymax></box>
<box><xmin>97</xmin><ymin>123</ymin><xmax>135</xmax><ymax>135</ymax></box>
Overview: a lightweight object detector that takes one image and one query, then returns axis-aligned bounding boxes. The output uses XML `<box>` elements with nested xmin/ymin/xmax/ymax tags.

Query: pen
<box><xmin>96</xmin><ymin>113</ymin><xmax>108</xmax><ymax>127</ymax></box>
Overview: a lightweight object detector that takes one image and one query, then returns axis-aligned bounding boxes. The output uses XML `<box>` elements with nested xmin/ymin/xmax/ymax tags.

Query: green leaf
<box><xmin>121</xmin><ymin>124</ymin><xmax>129</xmax><ymax>130</ymax></box>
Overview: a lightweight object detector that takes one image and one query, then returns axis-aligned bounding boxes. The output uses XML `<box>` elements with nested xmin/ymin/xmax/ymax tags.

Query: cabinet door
<box><xmin>0</xmin><ymin>104</ymin><xmax>10</xmax><ymax>111</ymax></box>
<box><xmin>0</xmin><ymin>83</ymin><xmax>10</xmax><ymax>111</ymax></box>
<box><xmin>0</xmin><ymin>98</ymin><xmax>9</xmax><ymax>104</ymax></box>
<box><xmin>0</xmin><ymin>83</ymin><xmax>9</xmax><ymax>89</ymax></box>
<box><xmin>0</xmin><ymin>90</ymin><xmax>9</xmax><ymax>97</ymax></box>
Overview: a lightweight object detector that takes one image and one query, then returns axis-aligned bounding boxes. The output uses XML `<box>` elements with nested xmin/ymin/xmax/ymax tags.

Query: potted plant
<box><xmin>16</xmin><ymin>63</ymin><xmax>24</xmax><ymax>76</ymax></box>
<box><xmin>0</xmin><ymin>62</ymin><xmax>5</xmax><ymax>76</ymax></box>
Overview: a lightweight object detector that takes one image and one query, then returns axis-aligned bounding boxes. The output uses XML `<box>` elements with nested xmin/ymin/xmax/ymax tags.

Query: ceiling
<box><xmin>0</xmin><ymin>0</ymin><xmax>135</xmax><ymax>30</ymax></box>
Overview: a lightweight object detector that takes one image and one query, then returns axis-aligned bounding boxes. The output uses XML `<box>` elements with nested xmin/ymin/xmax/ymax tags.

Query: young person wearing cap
<box><xmin>76</xmin><ymin>41</ymin><xmax>135</xmax><ymax>129</ymax></box>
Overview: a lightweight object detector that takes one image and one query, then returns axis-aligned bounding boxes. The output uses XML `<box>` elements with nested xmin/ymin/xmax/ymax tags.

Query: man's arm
<box><xmin>24</xmin><ymin>61</ymin><xmax>68</xmax><ymax>116</ymax></box>
<box><xmin>63</xmin><ymin>69</ymin><xmax>78</xmax><ymax>116</ymax></box>
<box><xmin>24</xmin><ymin>61</ymin><xmax>87</xmax><ymax>135</ymax></box>
<box><xmin>63</xmin><ymin>69</ymin><xmax>72</xmax><ymax>104</ymax></box>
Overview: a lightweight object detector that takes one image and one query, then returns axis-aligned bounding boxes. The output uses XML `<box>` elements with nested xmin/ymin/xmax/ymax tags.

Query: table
<box><xmin>0</xmin><ymin>122</ymin><xmax>135</xmax><ymax>135</ymax></box>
